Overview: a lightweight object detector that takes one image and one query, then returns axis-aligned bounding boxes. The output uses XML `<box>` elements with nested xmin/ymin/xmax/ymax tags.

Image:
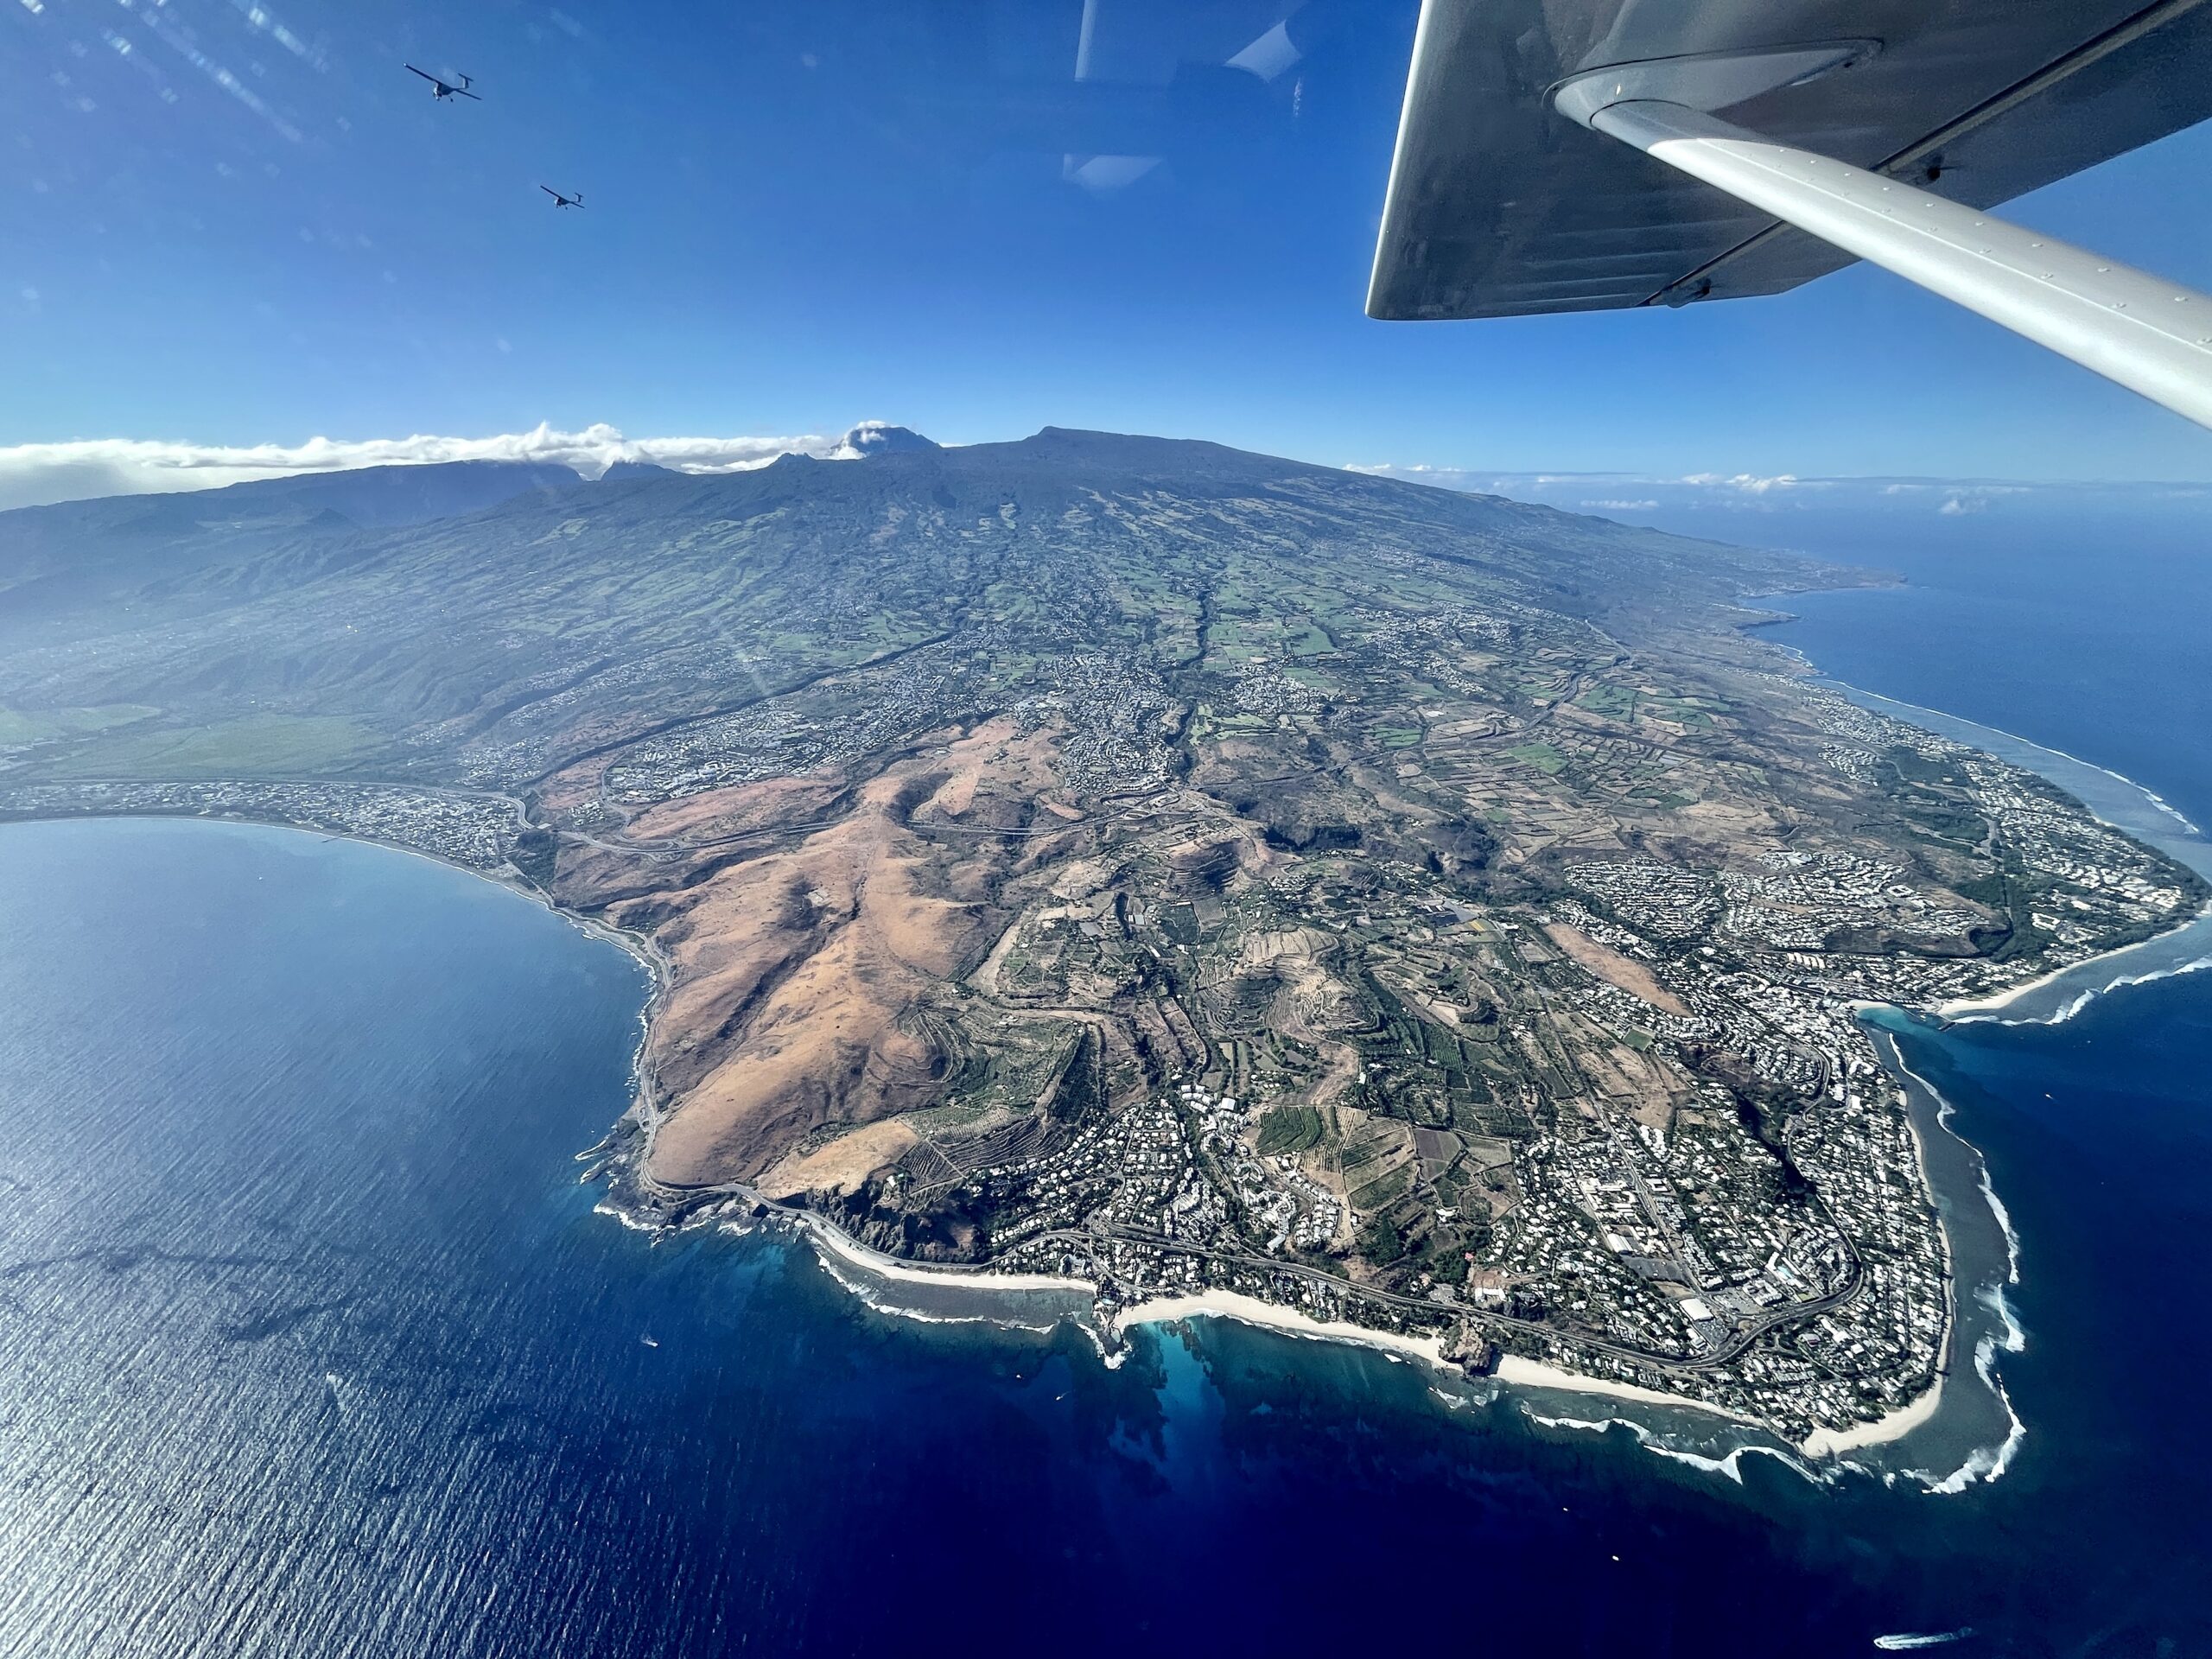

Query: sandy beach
<box><xmin>1934</xmin><ymin>960</ymin><xmax>2079</xmax><ymax>1020</ymax></box>
<box><xmin>798</xmin><ymin>1212</ymin><xmax>1096</xmax><ymax>1294</ymax></box>
<box><xmin>1929</xmin><ymin>925</ymin><xmax>2202</xmax><ymax>1020</ymax></box>
<box><xmin>1494</xmin><ymin>1356</ymin><xmax>1761</xmax><ymax>1429</ymax></box>
<box><xmin>1113</xmin><ymin>1287</ymin><xmax>1450</xmax><ymax>1368</ymax></box>
<box><xmin>801</xmin><ymin>1218</ymin><xmax>1948</xmax><ymax>1460</ymax></box>
<box><xmin>1936</xmin><ymin>919</ymin><xmax>2212</xmax><ymax>1021</ymax></box>
<box><xmin>1797</xmin><ymin>1376</ymin><xmax>1946</xmax><ymax>1457</ymax></box>
<box><xmin>1497</xmin><ymin>1353</ymin><xmax>1944</xmax><ymax>1458</ymax></box>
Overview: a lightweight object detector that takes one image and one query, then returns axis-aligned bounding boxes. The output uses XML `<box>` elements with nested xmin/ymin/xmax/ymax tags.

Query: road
<box><xmin>1025</xmin><ymin>1217</ymin><xmax>1864</xmax><ymax>1380</ymax></box>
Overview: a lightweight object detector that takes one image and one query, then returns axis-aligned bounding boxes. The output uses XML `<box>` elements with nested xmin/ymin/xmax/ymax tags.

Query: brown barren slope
<box><xmin>1545</xmin><ymin>921</ymin><xmax>1691</xmax><ymax>1015</ymax></box>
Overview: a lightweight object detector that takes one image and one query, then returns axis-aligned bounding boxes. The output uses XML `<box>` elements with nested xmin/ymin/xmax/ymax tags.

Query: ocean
<box><xmin>3</xmin><ymin>503</ymin><xmax>2209</xmax><ymax>1655</ymax></box>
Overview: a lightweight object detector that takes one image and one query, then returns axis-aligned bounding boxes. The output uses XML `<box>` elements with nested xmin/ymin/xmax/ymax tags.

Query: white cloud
<box><xmin>1580</xmin><ymin>499</ymin><xmax>1660</xmax><ymax>512</ymax></box>
<box><xmin>0</xmin><ymin>422</ymin><xmax>897</xmax><ymax>512</ymax></box>
<box><xmin>1341</xmin><ymin>461</ymin><xmax>1489</xmax><ymax>488</ymax></box>
<box><xmin>1680</xmin><ymin>471</ymin><xmax>1803</xmax><ymax>494</ymax></box>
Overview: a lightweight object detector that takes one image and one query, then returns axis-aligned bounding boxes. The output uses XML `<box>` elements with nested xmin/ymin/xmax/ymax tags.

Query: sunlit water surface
<box><xmin>1</xmin><ymin>776</ymin><xmax>2208</xmax><ymax>1658</ymax></box>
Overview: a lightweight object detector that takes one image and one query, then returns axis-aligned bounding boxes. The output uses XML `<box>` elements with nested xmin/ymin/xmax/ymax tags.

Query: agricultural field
<box><xmin>4</xmin><ymin>429</ymin><xmax>2194</xmax><ymax>1439</ymax></box>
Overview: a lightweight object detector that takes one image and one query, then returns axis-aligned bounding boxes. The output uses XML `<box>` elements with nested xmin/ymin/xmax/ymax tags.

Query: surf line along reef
<box><xmin>1</xmin><ymin>431</ymin><xmax>2200</xmax><ymax>1457</ymax></box>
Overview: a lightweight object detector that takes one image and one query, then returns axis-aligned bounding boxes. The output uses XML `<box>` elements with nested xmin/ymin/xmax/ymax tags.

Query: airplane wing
<box><xmin>542</xmin><ymin>185</ymin><xmax>560</xmax><ymax>200</ymax></box>
<box><xmin>1369</xmin><ymin>0</ymin><xmax>2212</xmax><ymax>321</ymax></box>
<box><xmin>404</xmin><ymin>64</ymin><xmax>439</xmax><ymax>86</ymax></box>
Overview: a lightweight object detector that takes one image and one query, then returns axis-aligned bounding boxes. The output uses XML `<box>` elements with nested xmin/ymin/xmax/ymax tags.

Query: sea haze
<box><xmin>2</xmin><ymin>485</ymin><xmax>2210</xmax><ymax>1653</ymax></box>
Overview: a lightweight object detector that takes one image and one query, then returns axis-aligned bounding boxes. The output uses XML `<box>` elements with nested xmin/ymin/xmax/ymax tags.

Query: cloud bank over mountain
<box><xmin>0</xmin><ymin>422</ymin><xmax>926</xmax><ymax>511</ymax></box>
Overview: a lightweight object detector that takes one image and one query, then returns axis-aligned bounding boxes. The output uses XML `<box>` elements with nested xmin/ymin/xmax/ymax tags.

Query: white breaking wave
<box><xmin>1978</xmin><ymin>1167</ymin><xmax>2023</xmax><ymax>1287</ymax></box>
<box><xmin>1925</xmin><ymin>1289</ymin><xmax>2029</xmax><ymax>1494</ymax></box>
<box><xmin>1845</xmin><ymin>688</ymin><xmax>2207</xmax><ymax>840</ymax></box>
<box><xmin>1873</xmin><ymin>1630</ymin><xmax>1974</xmax><ymax>1650</ymax></box>
<box><xmin>1875</xmin><ymin>1036</ymin><xmax>2031</xmax><ymax>1492</ymax></box>
<box><xmin>1954</xmin><ymin>950</ymin><xmax>2212</xmax><ymax>1030</ymax></box>
<box><xmin>1516</xmin><ymin>1406</ymin><xmax>1825</xmax><ymax>1487</ymax></box>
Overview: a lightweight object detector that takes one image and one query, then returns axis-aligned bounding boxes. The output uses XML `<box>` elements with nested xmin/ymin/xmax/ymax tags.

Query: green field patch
<box><xmin>1255</xmin><ymin>1104</ymin><xmax>1324</xmax><ymax>1155</ymax></box>
<box><xmin>1575</xmin><ymin>684</ymin><xmax>1638</xmax><ymax>720</ymax></box>
<box><xmin>1901</xmin><ymin>803</ymin><xmax>1987</xmax><ymax>842</ymax></box>
<box><xmin>1338</xmin><ymin>1136</ymin><xmax>1389</xmax><ymax>1173</ymax></box>
<box><xmin>1885</xmin><ymin>745</ymin><xmax>1963</xmax><ymax>785</ymax></box>
<box><xmin>1351</xmin><ymin>1165</ymin><xmax>1412</xmax><ymax>1211</ymax></box>
<box><xmin>0</xmin><ymin>704</ymin><xmax>159</xmax><ymax>746</ymax></box>
<box><xmin>1504</xmin><ymin>741</ymin><xmax>1568</xmax><ymax>774</ymax></box>
<box><xmin>1644</xmin><ymin>696</ymin><xmax>1716</xmax><ymax>728</ymax></box>
<box><xmin>1376</xmin><ymin>725</ymin><xmax>1424</xmax><ymax>749</ymax></box>
<box><xmin>44</xmin><ymin>714</ymin><xmax>381</xmax><ymax>779</ymax></box>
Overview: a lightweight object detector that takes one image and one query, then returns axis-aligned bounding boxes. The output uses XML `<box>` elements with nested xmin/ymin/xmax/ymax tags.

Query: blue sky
<box><xmin>7</xmin><ymin>0</ymin><xmax>2212</xmax><ymax>491</ymax></box>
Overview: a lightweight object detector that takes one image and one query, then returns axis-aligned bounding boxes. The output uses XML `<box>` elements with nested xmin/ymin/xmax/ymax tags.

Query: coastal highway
<box><xmin>1008</xmin><ymin>1217</ymin><xmax>1866</xmax><ymax>1382</ymax></box>
<box><xmin>637</xmin><ymin>1162</ymin><xmax>1869</xmax><ymax>1386</ymax></box>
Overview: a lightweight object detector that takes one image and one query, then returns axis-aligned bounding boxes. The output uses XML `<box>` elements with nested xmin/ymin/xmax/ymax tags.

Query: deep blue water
<box><xmin>1748</xmin><ymin>492</ymin><xmax>2212</xmax><ymax>825</ymax></box>
<box><xmin>3</xmin><ymin>499</ymin><xmax>2210</xmax><ymax>1656</ymax></box>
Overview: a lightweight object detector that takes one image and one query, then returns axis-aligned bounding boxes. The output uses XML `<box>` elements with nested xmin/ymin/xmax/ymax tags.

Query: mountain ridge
<box><xmin>1</xmin><ymin>424</ymin><xmax>2196</xmax><ymax>1446</ymax></box>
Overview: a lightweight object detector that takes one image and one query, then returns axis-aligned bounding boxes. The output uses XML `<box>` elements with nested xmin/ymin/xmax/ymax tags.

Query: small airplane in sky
<box><xmin>541</xmin><ymin>186</ymin><xmax>584</xmax><ymax>210</ymax></box>
<box><xmin>404</xmin><ymin>65</ymin><xmax>479</xmax><ymax>102</ymax></box>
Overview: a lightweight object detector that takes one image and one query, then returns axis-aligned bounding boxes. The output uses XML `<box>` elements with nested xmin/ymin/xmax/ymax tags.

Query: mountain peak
<box><xmin>599</xmin><ymin>460</ymin><xmax>681</xmax><ymax>483</ymax></box>
<box><xmin>836</xmin><ymin>422</ymin><xmax>938</xmax><ymax>458</ymax></box>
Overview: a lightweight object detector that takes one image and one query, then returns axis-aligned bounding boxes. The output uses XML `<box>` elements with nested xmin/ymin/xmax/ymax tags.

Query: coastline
<box><xmin>0</xmin><ymin>789</ymin><xmax>2070</xmax><ymax>1478</ymax></box>
<box><xmin>1493</xmin><ymin>1356</ymin><xmax>1759</xmax><ymax>1429</ymax></box>
<box><xmin>1861</xmin><ymin>1020</ymin><xmax>2031</xmax><ymax>1485</ymax></box>
<box><xmin>1824</xmin><ymin>684</ymin><xmax>2203</xmax><ymax>840</ymax></box>
<box><xmin>797</xmin><ymin>1209</ymin><xmax>1094</xmax><ymax>1295</ymax></box>
<box><xmin>727</xmin><ymin>659</ymin><xmax>2193</xmax><ymax>1477</ymax></box>
<box><xmin>1936</xmin><ymin>957</ymin><xmax>2084</xmax><ymax>1020</ymax></box>
<box><xmin>1933</xmin><ymin>905</ymin><xmax>2212</xmax><ymax>1021</ymax></box>
<box><xmin>1</xmin><ymin>666</ymin><xmax>2188</xmax><ymax>1484</ymax></box>
<box><xmin>1797</xmin><ymin>1375</ymin><xmax>1946</xmax><ymax>1457</ymax></box>
<box><xmin>1490</xmin><ymin>1355</ymin><xmax>1942</xmax><ymax>1458</ymax></box>
<box><xmin>1115</xmin><ymin>1287</ymin><xmax>1448</xmax><ymax>1368</ymax></box>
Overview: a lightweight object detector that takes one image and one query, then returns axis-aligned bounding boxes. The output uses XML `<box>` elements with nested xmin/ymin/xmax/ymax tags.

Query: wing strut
<box><xmin>1563</xmin><ymin>92</ymin><xmax>2212</xmax><ymax>429</ymax></box>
